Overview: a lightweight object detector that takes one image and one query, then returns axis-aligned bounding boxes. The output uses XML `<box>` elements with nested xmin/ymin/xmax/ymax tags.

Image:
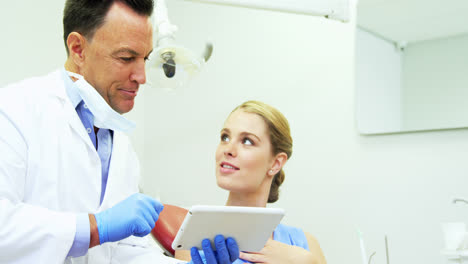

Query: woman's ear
<box><xmin>268</xmin><ymin>152</ymin><xmax>288</xmax><ymax>177</ymax></box>
<box><xmin>67</xmin><ymin>32</ymin><xmax>87</xmax><ymax>68</ymax></box>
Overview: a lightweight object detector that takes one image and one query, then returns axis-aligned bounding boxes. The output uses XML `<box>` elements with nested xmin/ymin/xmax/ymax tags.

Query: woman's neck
<box><xmin>226</xmin><ymin>192</ymin><xmax>268</xmax><ymax>207</ymax></box>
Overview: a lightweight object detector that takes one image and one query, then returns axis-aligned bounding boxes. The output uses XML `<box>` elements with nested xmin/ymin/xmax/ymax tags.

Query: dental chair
<box><xmin>151</xmin><ymin>204</ymin><xmax>189</xmax><ymax>256</ymax></box>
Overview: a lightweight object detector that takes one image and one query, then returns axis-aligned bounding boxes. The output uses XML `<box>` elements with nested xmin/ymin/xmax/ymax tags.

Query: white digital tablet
<box><xmin>171</xmin><ymin>205</ymin><xmax>285</xmax><ymax>252</ymax></box>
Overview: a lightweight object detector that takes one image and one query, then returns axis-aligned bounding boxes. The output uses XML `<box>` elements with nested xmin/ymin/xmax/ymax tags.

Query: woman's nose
<box><xmin>224</xmin><ymin>142</ymin><xmax>236</xmax><ymax>157</ymax></box>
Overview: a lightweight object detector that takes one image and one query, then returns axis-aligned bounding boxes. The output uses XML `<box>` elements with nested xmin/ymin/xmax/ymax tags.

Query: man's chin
<box><xmin>113</xmin><ymin>100</ymin><xmax>135</xmax><ymax>114</ymax></box>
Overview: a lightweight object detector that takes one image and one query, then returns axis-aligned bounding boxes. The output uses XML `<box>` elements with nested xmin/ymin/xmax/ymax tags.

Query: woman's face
<box><xmin>215</xmin><ymin>109</ymin><xmax>275</xmax><ymax>193</ymax></box>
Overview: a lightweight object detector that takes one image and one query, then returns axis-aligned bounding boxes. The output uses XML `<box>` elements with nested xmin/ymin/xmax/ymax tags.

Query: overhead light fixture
<box><xmin>182</xmin><ymin>0</ymin><xmax>352</xmax><ymax>22</ymax></box>
<box><xmin>146</xmin><ymin>0</ymin><xmax>213</xmax><ymax>91</ymax></box>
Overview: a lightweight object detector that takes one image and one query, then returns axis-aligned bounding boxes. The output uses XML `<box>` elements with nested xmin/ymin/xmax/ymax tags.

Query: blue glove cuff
<box><xmin>95</xmin><ymin>211</ymin><xmax>109</xmax><ymax>244</ymax></box>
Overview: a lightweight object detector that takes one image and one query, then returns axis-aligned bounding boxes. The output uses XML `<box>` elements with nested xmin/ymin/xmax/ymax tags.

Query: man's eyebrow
<box><xmin>112</xmin><ymin>48</ymin><xmax>140</xmax><ymax>56</ymax></box>
<box><xmin>113</xmin><ymin>48</ymin><xmax>154</xmax><ymax>58</ymax></box>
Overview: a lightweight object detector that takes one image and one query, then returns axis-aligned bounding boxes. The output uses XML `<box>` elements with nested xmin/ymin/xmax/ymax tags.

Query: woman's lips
<box><xmin>219</xmin><ymin>162</ymin><xmax>239</xmax><ymax>174</ymax></box>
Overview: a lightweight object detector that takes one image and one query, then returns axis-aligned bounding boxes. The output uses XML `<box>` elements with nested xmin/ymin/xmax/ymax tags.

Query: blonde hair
<box><xmin>231</xmin><ymin>100</ymin><xmax>292</xmax><ymax>203</ymax></box>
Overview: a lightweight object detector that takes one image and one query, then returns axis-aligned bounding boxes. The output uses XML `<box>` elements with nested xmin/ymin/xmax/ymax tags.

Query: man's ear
<box><xmin>268</xmin><ymin>152</ymin><xmax>288</xmax><ymax>177</ymax></box>
<box><xmin>67</xmin><ymin>32</ymin><xmax>87</xmax><ymax>68</ymax></box>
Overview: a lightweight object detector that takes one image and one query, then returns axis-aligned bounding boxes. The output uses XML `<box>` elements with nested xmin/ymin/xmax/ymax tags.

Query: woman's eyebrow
<box><xmin>240</xmin><ymin>132</ymin><xmax>261</xmax><ymax>142</ymax></box>
<box><xmin>220</xmin><ymin>128</ymin><xmax>261</xmax><ymax>142</ymax></box>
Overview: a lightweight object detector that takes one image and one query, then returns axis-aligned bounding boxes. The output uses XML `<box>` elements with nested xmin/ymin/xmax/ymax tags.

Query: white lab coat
<box><xmin>0</xmin><ymin>70</ymin><xmax>178</xmax><ymax>264</ymax></box>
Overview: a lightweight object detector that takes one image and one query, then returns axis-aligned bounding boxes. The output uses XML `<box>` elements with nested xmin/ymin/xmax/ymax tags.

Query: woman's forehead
<box><xmin>224</xmin><ymin>110</ymin><xmax>268</xmax><ymax>136</ymax></box>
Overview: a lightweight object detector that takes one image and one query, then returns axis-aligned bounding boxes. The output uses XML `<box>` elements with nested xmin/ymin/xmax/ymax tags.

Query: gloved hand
<box><xmin>94</xmin><ymin>193</ymin><xmax>163</xmax><ymax>244</ymax></box>
<box><xmin>191</xmin><ymin>235</ymin><xmax>239</xmax><ymax>264</ymax></box>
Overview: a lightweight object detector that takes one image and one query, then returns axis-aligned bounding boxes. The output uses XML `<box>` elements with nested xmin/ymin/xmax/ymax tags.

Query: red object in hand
<box><xmin>151</xmin><ymin>204</ymin><xmax>188</xmax><ymax>256</ymax></box>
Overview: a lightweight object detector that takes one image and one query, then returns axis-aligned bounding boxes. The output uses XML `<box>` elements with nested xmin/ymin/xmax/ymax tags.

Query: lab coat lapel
<box><xmin>66</xmin><ymin>106</ymin><xmax>96</xmax><ymax>152</ymax></box>
<box><xmin>100</xmin><ymin>131</ymin><xmax>123</xmax><ymax>208</ymax></box>
<box><xmin>47</xmin><ymin>69</ymin><xmax>97</xmax><ymax>152</ymax></box>
<box><xmin>59</xmin><ymin>84</ymin><xmax>97</xmax><ymax>152</ymax></box>
<box><xmin>100</xmin><ymin>132</ymin><xmax>139</xmax><ymax>209</ymax></box>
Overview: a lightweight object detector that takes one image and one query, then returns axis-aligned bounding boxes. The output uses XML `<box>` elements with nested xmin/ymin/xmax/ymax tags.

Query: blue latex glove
<box><xmin>94</xmin><ymin>193</ymin><xmax>163</xmax><ymax>244</ymax></box>
<box><xmin>191</xmin><ymin>235</ymin><xmax>239</xmax><ymax>264</ymax></box>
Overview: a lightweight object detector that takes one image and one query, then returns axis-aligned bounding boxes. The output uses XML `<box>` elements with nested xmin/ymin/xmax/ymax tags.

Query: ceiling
<box><xmin>357</xmin><ymin>0</ymin><xmax>468</xmax><ymax>43</ymax></box>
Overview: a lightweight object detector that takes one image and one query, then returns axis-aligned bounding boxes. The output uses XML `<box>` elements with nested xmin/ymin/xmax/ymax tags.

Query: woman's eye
<box><xmin>221</xmin><ymin>134</ymin><xmax>229</xmax><ymax>142</ymax></box>
<box><xmin>243</xmin><ymin>138</ymin><xmax>253</xmax><ymax>145</ymax></box>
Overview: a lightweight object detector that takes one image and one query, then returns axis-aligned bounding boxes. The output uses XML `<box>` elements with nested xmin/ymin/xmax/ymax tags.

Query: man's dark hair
<box><xmin>63</xmin><ymin>0</ymin><xmax>154</xmax><ymax>55</ymax></box>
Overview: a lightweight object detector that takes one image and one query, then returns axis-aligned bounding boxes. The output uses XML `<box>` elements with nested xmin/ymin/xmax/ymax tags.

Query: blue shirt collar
<box><xmin>61</xmin><ymin>67</ymin><xmax>82</xmax><ymax>109</ymax></box>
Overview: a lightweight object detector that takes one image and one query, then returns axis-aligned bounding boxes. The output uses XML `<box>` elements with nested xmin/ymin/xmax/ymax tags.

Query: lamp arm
<box><xmin>155</xmin><ymin>0</ymin><xmax>178</xmax><ymax>45</ymax></box>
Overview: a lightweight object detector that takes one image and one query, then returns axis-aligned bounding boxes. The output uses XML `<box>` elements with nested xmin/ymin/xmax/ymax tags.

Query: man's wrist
<box><xmin>89</xmin><ymin>214</ymin><xmax>100</xmax><ymax>248</ymax></box>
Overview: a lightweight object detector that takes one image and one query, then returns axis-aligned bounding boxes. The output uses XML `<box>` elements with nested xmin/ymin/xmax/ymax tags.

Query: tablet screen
<box><xmin>171</xmin><ymin>205</ymin><xmax>285</xmax><ymax>252</ymax></box>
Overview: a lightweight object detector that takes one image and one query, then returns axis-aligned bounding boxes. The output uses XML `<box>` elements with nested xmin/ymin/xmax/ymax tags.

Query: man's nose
<box><xmin>131</xmin><ymin>59</ymin><xmax>147</xmax><ymax>84</ymax></box>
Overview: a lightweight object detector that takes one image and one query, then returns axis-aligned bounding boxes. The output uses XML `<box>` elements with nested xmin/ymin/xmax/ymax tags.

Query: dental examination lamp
<box><xmin>146</xmin><ymin>0</ymin><xmax>213</xmax><ymax>91</ymax></box>
<box><xmin>146</xmin><ymin>0</ymin><xmax>351</xmax><ymax>90</ymax></box>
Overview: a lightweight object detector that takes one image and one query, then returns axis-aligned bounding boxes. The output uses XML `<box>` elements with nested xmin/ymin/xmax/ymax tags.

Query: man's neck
<box><xmin>64</xmin><ymin>59</ymin><xmax>79</xmax><ymax>75</ymax></box>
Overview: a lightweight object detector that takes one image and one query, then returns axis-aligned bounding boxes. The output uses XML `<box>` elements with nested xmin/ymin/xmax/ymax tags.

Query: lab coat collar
<box><xmin>48</xmin><ymin>68</ymin><xmax>99</xmax><ymax>153</ymax></box>
<box><xmin>61</xmin><ymin>67</ymin><xmax>82</xmax><ymax>109</ymax></box>
<box><xmin>44</xmin><ymin>69</ymin><xmax>69</xmax><ymax>102</ymax></box>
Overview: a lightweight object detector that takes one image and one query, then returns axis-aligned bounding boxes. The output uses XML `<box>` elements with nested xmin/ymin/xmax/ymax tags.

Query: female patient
<box><xmin>177</xmin><ymin>100</ymin><xmax>326</xmax><ymax>264</ymax></box>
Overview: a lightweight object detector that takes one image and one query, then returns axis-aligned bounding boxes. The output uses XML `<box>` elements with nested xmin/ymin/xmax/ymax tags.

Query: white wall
<box><xmin>0</xmin><ymin>1</ymin><xmax>66</xmax><ymax>86</ymax></box>
<box><xmin>2</xmin><ymin>1</ymin><xmax>468</xmax><ymax>264</ymax></box>
<box><xmin>355</xmin><ymin>28</ymin><xmax>402</xmax><ymax>134</ymax></box>
<box><xmin>402</xmin><ymin>34</ymin><xmax>468</xmax><ymax>131</ymax></box>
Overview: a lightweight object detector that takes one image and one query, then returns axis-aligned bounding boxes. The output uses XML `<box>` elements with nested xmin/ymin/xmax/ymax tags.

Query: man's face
<box><xmin>80</xmin><ymin>2</ymin><xmax>153</xmax><ymax>114</ymax></box>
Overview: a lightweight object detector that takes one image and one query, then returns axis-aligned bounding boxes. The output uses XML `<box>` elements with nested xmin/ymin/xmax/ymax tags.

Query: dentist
<box><xmin>0</xmin><ymin>1</ymin><xmax>175</xmax><ymax>263</ymax></box>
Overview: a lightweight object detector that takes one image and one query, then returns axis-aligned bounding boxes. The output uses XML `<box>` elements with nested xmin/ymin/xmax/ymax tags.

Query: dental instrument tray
<box><xmin>171</xmin><ymin>205</ymin><xmax>285</xmax><ymax>252</ymax></box>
